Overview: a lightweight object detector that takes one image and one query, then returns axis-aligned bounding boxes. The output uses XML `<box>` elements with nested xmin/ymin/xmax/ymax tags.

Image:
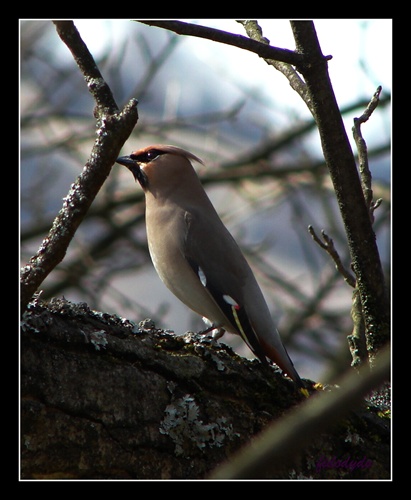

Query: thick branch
<box><xmin>21</xmin><ymin>299</ymin><xmax>390</xmax><ymax>479</ymax></box>
<box><xmin>20</xmin><ymin>21</ymin><xmax>139</xmax><ymax>311</ymax></box>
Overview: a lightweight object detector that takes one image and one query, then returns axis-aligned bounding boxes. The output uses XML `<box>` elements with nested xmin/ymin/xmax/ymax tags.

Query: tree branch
<box><xmin>53</xmin><ymin>21</ymin><xmax>119</xmax><ymax>118</ymax></box>
<box><xmin>20</xmin><ymin>21</ymin><xmax>139</xmax><ymax>312</ymax></box>
<box><xmin>237</xmin><ymin>20</ymin><xmax>314</xmax><ymax>115</ymax></box>
<box><xmin>137</xmin><ymin>20</ymin><xmax>304</xmax><ymax>67</ymax></box>
<box><xmin>21</xmin><ymin>299</ymin><xmax>390</xmax><ymax>479</ymax></box>
<box><xmin>352</xmin><ymin>86</ymin><xmax>383</xmax><ymax>223</ymax></box>
<box><xmin>308</xmin><ymin>225</ymin><xmax>356</xmax><ymax>288</ymax></box>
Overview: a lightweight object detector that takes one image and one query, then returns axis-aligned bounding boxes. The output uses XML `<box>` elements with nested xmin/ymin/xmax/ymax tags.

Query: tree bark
<box><xmin>21</xmin><ymin>298</ymin><xmax>390</xmax><ymax>480</ymax></box>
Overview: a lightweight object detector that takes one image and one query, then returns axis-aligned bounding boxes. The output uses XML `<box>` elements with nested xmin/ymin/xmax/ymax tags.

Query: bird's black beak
<box><xmin>116</xmin><ymin>156</ymin><xmax>148</xmax><ymax>189</ymax></box>
<box><xmin>116</xmin><ymin>155</ymin><xmax>138</xmax><ymax>178</ymax></box>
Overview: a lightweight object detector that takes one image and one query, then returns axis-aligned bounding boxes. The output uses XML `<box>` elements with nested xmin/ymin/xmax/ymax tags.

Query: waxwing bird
<box><xmin>116</xmin><ymin>145</ymin><xmax>307</xmax><ymax>394</ymax></box>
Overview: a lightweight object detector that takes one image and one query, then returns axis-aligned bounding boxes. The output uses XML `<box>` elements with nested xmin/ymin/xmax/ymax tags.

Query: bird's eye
<box><xmin>130</xmin><ymin>149</ymin><xmax>164</xmax><ymax>163</ymax></box>
<box><xmin>146</xmin><ymin>150</ymin><xmax>160</xmax><ymax>160</ymax></box>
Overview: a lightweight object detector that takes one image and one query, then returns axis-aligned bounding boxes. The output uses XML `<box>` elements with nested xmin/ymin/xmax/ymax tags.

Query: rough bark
<box><xmin>21</xmin><ymin>298</ymin><xmax>390</xmax><ymax>480</ymax></box>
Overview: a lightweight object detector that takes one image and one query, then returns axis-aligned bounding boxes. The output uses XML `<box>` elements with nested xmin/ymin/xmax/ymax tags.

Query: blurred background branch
<box><xmin>210</xmin><ymin>344</ymin><xmax>390</xmax><ymax>479</ymax></box>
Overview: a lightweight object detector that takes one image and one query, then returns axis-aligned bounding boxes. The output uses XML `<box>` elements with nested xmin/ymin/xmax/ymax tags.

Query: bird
<box><xmin>116</xmin><ymin>145</ymin><xmax>308</xmax><ymax>395</ymax></box>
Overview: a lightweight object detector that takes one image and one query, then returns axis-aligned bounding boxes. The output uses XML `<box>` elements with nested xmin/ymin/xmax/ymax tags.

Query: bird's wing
<box><xmin>182</xmin><ymin>209</ymin><xmax>269</xmax><ymax>365</ymax></box>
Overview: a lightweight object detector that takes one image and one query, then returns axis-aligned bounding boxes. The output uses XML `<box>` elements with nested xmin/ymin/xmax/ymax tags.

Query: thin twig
<box><xmin>308</xmin><ymin>225</ymin><xmax>367</xmax><ymax>369</ymax></box>
<box><xmin>355</xmin><ymin>85</ymin><xmax>382</xmax><ymax>124</ymax></box>
<box><xmin>308</xmin><ymin>225</ymin><xmax>356</xmax><ymax>288</ymax></box>
<box><xmin>352</xmin><ymin>86</ymin><xmax>382</xmax><ymax>223</ymax></box>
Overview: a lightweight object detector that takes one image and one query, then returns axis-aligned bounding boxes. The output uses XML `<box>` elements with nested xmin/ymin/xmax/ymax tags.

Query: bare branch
<box><xmin>352</xmin><ymin>86</ymin><xmax>383</xmax><ymax>223</ymax></box>
<box><xmin>20</xmin><ymin>21</ymin><xmax>139</xmax><ymax>311</ymax></box>
<box><xmin>137</xmin><ymin>20</ymin><xmax>304</xmax><ymax>67</ymax></box>
<box><xmin>237</xmin><ymin>20</ymin><xmax>314</xmax><ymax>115</ymax></box>
<box><xmin>53</xmin><ymin>21</ymin><xmax>119</xmax><ymax>118</ymax></box>
<box><xmin>307</xmin><ymin>228</ymin><xmax>368</xmax><ymax>369</ymax></box>
<box><xmin>355</xmin><ymin>85</ymin><xmax>382</xmax><ymax>124</ymax></box>
<box><xmin>308</xmin><ymin>225</ymin><xmax>356</xmax><ymax>288</ymax></box>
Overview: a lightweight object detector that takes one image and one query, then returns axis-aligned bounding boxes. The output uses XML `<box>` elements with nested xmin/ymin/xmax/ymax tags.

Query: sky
<box><xmin>72</xmin><ymin>19</ymin><xmax>392</xmax><ymax>164</ymax></box>
<box><xmin>73</xmin><ymin>19</ymin><xmax>392</xmax><ymax>106</ymax></box>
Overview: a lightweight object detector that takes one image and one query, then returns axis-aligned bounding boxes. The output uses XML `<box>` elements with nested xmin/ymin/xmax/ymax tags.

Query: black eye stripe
<box><xmin>130</xmin><ymin>149</ymin><xmax>165</xmax><ymax>163</ymax></box>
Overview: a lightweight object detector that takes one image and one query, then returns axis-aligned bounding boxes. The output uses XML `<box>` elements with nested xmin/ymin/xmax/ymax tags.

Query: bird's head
<box><xmin>116</xmin><ymin>145</ymin><xmax>204</xmax><ymax>192</ymax></box>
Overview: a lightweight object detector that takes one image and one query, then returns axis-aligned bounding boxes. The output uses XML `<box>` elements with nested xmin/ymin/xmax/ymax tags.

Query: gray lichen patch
<box><xmin>159</xmin><ymin>384</ymin><xmax>239</xmax><ymax>457</ymax></box>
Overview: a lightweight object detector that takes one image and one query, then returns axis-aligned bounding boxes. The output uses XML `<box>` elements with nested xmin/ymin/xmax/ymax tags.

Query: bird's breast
<box><xmin>145</xmin><ymin>208</ymin><xmax>231</xmax><ymax>329</ymax></box>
